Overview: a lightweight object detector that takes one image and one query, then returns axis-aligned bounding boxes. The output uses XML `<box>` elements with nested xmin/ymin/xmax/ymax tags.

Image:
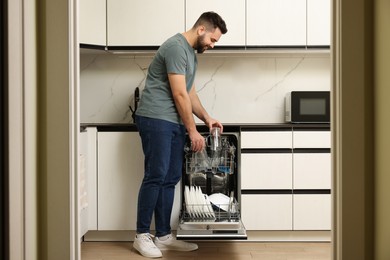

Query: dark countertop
<box><xmin>81</xmin><ymin>123</ymin><xmax>330</xmax><ymax>132</ymax></box>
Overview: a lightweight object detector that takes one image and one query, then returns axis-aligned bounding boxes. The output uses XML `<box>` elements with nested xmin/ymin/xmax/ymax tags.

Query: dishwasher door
<box><xmin>176</xmin><ymin>133</ymin><xmax>247</xmax><ymax>240</ymax></box>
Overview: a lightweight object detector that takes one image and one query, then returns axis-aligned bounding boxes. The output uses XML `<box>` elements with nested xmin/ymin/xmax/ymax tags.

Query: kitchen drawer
<box><xmin>241</xmin><ymin>194</ymin><xmax>293</xmax><ymax>230</ymax></box>
<box><xmin>293</xmin><ymin>153</ymin><xmax>331</xmax><ymax>189</ymax></box>
<box><xmin>293</xmin><ymin>194</ymin><xmax>331</xmax><ymax>230</ymax></box>
<box><xmin>241</xmin><ymin>153</ymin><xmax>292</xmax><ymax>189</ymax></box>
<box><xmin>241</xmin><ymin>131</ymin><xmax>292</xmax><ymax>149</ymax></box>
<box><xmin>293</xmin><ymin>131</ymin><xmax>331</xmax><ymax>148</ymax></box>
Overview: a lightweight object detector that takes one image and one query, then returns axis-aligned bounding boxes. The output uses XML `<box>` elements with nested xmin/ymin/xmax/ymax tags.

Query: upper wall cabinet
<box><xmin>107</xmin><ymin>0</ymin><xmax>185</xmax><ymax>46</ymax></box>
<box><xmin>307</xmin><ymin>0</ymin><xmax>331</xmax><ymax>46</ymax></box>
<box><xmin>79</xmin><ymin>0</ymin><xmax>106</xmax><ymax>46</ymax></box>
<box><xmin>80</xmin><ymin>0</ymin><xmax>330</xmax><ymax>49</ymax></box>
<box><xmin>185</xmin><ymin>0</ymin><xmax>246</xmax><ymax>46</ymax></box>
<box><xmin>247</xmin><ymin>0</ymin><xmax>306</xmax><ymax>47</ymax></box>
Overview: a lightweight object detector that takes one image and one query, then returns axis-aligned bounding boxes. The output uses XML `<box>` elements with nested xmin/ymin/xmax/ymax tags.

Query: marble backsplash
<box><xmin>80</xmin><ymin>52</ymin><xmax>330</xmax><ymax>124</ymax></box>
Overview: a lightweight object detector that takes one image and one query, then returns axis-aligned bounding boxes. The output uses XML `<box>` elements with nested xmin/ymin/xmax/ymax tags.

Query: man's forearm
<box><xmin>189</xmin><ymin>89</ymin><xmax>210</xmax><ymax>124</ymax></box>
<box><xmin>174</xmin><ymin>92</ymin><xmax>198</xmax><ymax>133</ymax></box>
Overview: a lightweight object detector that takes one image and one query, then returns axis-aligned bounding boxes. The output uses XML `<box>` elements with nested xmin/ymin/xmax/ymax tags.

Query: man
<box><xmin>134</xmin><ymin>11</ymin><xmax>227</xmax><ymax>258</ymax></box>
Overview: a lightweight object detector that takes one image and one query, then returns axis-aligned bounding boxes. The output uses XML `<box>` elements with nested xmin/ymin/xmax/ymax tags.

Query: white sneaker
<box><xmin>155</xmin><ymin>234</ymin><xmax>198</xmax><ymax>252</ymax></box>
<box><xmin>133</xmin><ymin>233</ymin><xmax>162</xmax><ymax>258</ymax></box>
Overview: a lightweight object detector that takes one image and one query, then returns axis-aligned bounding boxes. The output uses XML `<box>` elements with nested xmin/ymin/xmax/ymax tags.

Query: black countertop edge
<box><xmin>81</xmin><ymin>124</ymin><xmax>241</xmax><ymax>133</ymax></box>
<box><xmin>241</xmin><ymin>124</ymin><xmax>330</xmax><ymax>131</ymax></box>
<box><xmin>82</xmin><ymin>124</ymin><xmax>139</xmax><ymax>132</ymax></box>
<box><xmin>80</xmin><ymin>123</ymin><xmax>330</xmax><ymax>132</ymax></box>
<box><xmin>241</xmin><ymin>189</ymin><xmax>331</xmax><ymax>195</ymax></box>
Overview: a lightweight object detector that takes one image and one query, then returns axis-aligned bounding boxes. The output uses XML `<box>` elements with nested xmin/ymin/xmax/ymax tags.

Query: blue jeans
<box><xmin>135</xmin><ymin>115</ymin><xmax>186</xmax><ymax>237</ymax></box>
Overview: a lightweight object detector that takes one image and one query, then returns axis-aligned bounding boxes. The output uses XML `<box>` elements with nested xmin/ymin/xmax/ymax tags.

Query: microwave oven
<box><xmin>285</xmin><ymin>91</ymin><xmax>330</xmax><ymax>123</ymax></box>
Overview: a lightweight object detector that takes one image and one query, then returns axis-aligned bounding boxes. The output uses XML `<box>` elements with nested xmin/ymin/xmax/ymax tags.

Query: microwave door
<box><xmin>290</xmin><ymin>91</ymin><xmax>330</xmax><ymax>123</ymax></box>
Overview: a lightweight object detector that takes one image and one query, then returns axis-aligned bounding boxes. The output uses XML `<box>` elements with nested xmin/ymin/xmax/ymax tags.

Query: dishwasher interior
<box><xmin>176</xmin><ymin>131</ymin><xmax>247</xmax><ymax>240</ymax></box>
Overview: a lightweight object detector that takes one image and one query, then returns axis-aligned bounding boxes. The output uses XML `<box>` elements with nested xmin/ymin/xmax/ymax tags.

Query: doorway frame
<box><xmin>331</xmin><ymin>0</ymin><xmax>374</xmax><ymax>259</ymax></box>
<box><xmin>6</xmin><ymin>0</ymin><xmax>375</xmax><ymax>259</ymax></box>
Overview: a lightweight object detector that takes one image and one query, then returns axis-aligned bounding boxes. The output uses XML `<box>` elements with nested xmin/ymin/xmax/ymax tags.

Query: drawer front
<box><xmin>241</xmin><ymin>194</ymin><xmax>293</xmax><ymax>230</ymax></box>
<box><xmin>293</xmin><ymin>153</ymin><xmax>331</xmax><ymax>189</ymax></box>
<box><xmin>293</xmin><ymin>131</ymin><xmax>331</xmax><ymax>148</ymax></box>
<box><xmin>241</xmin><ymin>153</ymin><xmax>293</xmax><ymax>189</ymax></box>
<box><xmin>241</xmin><ymin>131</ymin><xmax>292</xmax><ymax>148</ymax></box>
<box><xmin>293</xmin><ymin>194</ymin><xmax>331</xmax><ymax>230</ymax></box>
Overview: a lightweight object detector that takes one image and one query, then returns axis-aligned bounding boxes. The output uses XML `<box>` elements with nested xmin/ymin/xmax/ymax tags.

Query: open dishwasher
<box><xmin>176</xmin><ymin>129</ymin><xmax>247</xmax><ymax>240</ymax></box>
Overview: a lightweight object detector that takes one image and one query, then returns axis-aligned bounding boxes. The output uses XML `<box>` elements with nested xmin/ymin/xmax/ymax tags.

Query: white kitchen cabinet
<box><xmin>307</xmin><ymin>0</ymin><xmax>331</xmax><ymax>46</ymax></box>
<box><xmin>241</xmin><ymin>131</ymin><xmax>292</xmax><ymax>149</ymax></box>
<box><xmin>292</xmin><ymin>130</ymin><xmax>331</xmax><ymax>189</ymax></box>
<box><xmin>240</xmin><ymin>127</ymin><xmax>331</xmax><ymax>232</ymax></box>
<box><xmin>246</xmin><ymin>0</ymin><xmax>306</xmax><ymax>46</ymax></box>
<box><xmin>293</xmin><ymin>131</ymin><xmax>331</xmax><ymax>148</ymax></box>
<box><xmin>185</xmin><ymin>0</ymin><xmax>246</xmax><ymax>46</ymax></box>
<box><xmin>241</xmin><ymin>131</ymin><xmax>292</xmax><ymax>189</ymax></box>
<box><xmin>79</xmin><ymin>127</ymin><xmax>98</xmax><ymax>234</ymax></box>
<box><xmin>241</xmin><ymin>194</ymin><xmax>293</xmax><ymax>230</ymax></box>
<box><xmin>241</xmin><ymin>153</ymin><xmax>292</xmax><ymax>189</ymax></box>
<box><xmin>79</xmin><ymin>130</ymin><xmax>89</xmax><ymax>238</ymax></box>
<box><xmin>293</xmin><ymin>153</ymin><xmax>331</xmax><ymax>189</ymax></box>
<box><xmin>240</xmin><ymin>130</ymin><xmax>293</xmax><ymax>230</ymax></box>
<box><xmin>80</xmin><ymin>0</ymin><xmax>331</xmax><ymax>49</ymax></box>
<box><xmin>292</xmin><ymin>128</ymin><xmax>331</xmax><ymax>231</ymax></box>
<box><xmin>293</xmin><ymin>194</ymin><xmax>331</xmax><ymax>230</ymax></box>
<box><xmin>79</xmin><ymin>0</ymin><xmax>106</xmax><ymax>46</ymax></box>
<box><xmin>97</xmin><ymin>131</ymin><xmax>181</xmax><ymax>230</ymax></box>
<box><xmin>107</xmin><ymin>0</ymin><xmax>185</xmax><ymax>46</ymax></box>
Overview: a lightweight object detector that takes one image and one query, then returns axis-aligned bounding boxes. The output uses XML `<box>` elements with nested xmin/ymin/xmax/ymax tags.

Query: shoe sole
<box><xmin>133</xmin><ymin>243</ymin><xmax>162</xmax><ymax>258</ymax></box>
<box><xmin>155</xmin><ymin>243</ymin><xmax>198</xmax><ymax>252</ymax></box>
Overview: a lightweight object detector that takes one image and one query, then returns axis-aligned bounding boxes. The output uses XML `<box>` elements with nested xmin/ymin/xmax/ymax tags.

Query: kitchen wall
<box><xmin>80</xmin><ymin>52</ymin><xmax>330</xmax><ymax>124</ymax></box>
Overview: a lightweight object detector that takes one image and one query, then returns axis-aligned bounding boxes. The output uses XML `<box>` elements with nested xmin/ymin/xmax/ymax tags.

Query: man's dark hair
<box><xmin>193</xmin><ymin>11</ymin><xmax>228</xmax><ymax>34</ymax></box>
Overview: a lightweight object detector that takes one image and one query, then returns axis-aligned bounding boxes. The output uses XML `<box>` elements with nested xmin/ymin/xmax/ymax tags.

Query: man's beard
<box><xmin>195</xmin><ymin>34</ymin><xmax>208</xmax><ymax>54</ymax></box>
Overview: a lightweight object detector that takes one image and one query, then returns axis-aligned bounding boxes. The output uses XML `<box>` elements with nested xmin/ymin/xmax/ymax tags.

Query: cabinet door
<box><xmin>185</xmin><ymin>0</ymin><xmax>245</xmax><ymax>46</ymax></box>
<box><xmin>97</xmin><ymin>132</ymin><xmax>181</xmax><ymax>230</ymax></box>
<box><xmin>241</xmin><ymin>153</ymin><xmax>292</xmax><ymax>189</ymax></box>
<box><xmin>246</xmin><ymin>0</ymin><xmax>306</xmax><ymax>46</ymax></box>
<box><xmin>307</xmin><ymin>0</ymin><xmax>331</xmax><ymax>46</ymax></box>
<box><xmin>293</xmin><ymin>194</ymin><xmax>331</xmax><ymax>230</ymax></box>
<box><xmin>79</xmin><ymin>0</ymin><xmax>106</xmax><ymax>46</ymax></box>
<box><xmin>98</xmin><ymin>132</ymin><xmax>144</xmax><ymax>230</ymax></box>
<box><xmin>241</xmin><ymin>194</ymin><xmax>293</xmax><ymax>230</ymax></box>
<box><xmin>79</xmin><ymin>131</ymin><xmax>89</xmax><ymax>238</ymax></box>
<box><xmin>107</xmin><ymin>0</ymin><xmax>185</xmax><ymax>46</ymax></box>
<box><xmin>79</xmin><ymin>127</ymin><xmax>98</xmax><ymax>231</ymax></box>
<box><xmin>293</xmin><ymin>153</ymin><xmax>331</xmax><ymax>189</ymax></box>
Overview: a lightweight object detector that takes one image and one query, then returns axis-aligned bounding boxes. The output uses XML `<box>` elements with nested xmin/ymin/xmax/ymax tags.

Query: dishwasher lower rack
<box><xmin>176</xmin><ymin>200</ymin><xmax>247</xmax><ymax>240</ymax></box>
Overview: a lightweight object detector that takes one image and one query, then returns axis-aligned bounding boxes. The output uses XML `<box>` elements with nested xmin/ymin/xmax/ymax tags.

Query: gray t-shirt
<box><xmin>136</xmin><ymin>33</ymin><xmax>197</xmax><ymax>124</ymax></box>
